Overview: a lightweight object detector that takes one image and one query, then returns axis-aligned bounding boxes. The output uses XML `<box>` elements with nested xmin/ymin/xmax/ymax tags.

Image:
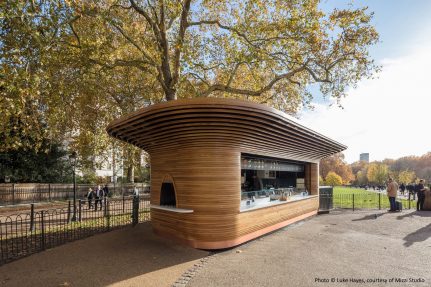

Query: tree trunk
<box><xmin>112</xmin><ymin>143</ymin><xmax>116</xmax><ymax>183</ymax></box>
<box><xmin>127</xmin><ymin>164</ymin><xmax>134</xmax><ymax>183</ymax></box>
<box><xmin>165</xmin><ymin>88</ymin><xmax>177</xmax><ymax>101</ymax></box>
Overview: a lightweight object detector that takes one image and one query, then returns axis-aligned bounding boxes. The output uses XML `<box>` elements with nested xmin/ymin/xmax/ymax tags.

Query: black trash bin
<box><xmin>319</xmin><ymin>186</ymin><xmax>333</xmax><ymax>213</ymax></box>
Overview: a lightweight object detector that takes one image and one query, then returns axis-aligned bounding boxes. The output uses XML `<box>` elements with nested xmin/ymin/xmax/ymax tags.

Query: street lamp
<box><xmin>69</xmin><ymin>151</ymin><xmax>77</xmax><ymax>221</ymax></box>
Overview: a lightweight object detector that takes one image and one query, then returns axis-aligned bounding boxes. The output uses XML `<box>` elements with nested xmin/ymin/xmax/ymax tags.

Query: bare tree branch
<box><xmin>226</xmin><ymin>62</ymin><xmax>243</xmax><ymax>87</ymax></box>
<box><xmin>156</xmin><ymin>0</ymin><xmax>175</xmax><ymax>99</ymax></box>
<box><xmin>167</xmin><ymin>14</ymin><xmax>180</xmax><ymax>31</ymax></box>
<box><xmin>109</xmin><ymin>22</ymin><xmax>156</xmax><ymax>66</ymax></box>
<box><xmin>130</xmin><ymin>0</ymin><xmax>163</xmax><ymax>43</ymax></box>
<box><xmin>68</xmin><ymin>22</ymin><xmax>81</xmax><ymax>47</ymax></box>
<box><xmin>200</xmin><ymin>65</ymin><xmax>307</xmax><ymax>97</ymax></box>
<box><xmin>109</xmin><ymin>4</ymin><xmax>132</xmax><ymax>11</ymax></box>
<box><xmin>187</xmin><ymin>72</ymin><xmax>211</xmax><ymax>87</ymax></box>
<box><xmin>304</xmin><ymin>66</ymin><xmax>331</xmax><ymax>83</ymax></box>
<box><xmin>172</xmin><ymin>0</ymin><xmax>192</xmax><ymax>88</ymax></box>
<box><xmin>190</xmin><ymin>62</ymin><xmax>225</xmax><ymax>71</ymax></box>
<box><xmin>187</xmin><ymin>20</ymin><xmax>257</xmax><ymax>48</ymax></box>
<box><xmin>89</xmin><ymin>58</ymin><xmax>151</xmax><ymax>72</ymax></box>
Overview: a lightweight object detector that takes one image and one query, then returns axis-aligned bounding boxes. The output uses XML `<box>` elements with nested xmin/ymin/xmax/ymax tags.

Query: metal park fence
<box><xmin>0</xmin><ymin>183</ymin><xmax>150</xmax><ymax>206</ymax></box>
<box><xmin>0</xmin><ymin>195</ymin><xmax>150</xmax><ymax>265</ymax></box>
<box><xmin>319</xmin><ymin>192</ymin><xmax>417</xmax><ymax>212</ymax></box>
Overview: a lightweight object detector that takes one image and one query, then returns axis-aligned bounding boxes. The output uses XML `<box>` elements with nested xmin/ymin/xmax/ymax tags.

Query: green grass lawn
<box><xmin>331</xmin><ymin>186</ymin><xmax>415</xmax><ymax>210</ymax></box>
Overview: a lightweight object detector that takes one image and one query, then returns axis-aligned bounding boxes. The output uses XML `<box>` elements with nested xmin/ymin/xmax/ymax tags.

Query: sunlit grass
<box><xmin>331</xmin><ymin>186</ymin><xmax>414</xmax><ymax>210</ymax></box>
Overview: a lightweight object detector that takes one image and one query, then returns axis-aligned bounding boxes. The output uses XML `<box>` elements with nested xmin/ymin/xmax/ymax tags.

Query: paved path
<box><xmin>0</xmin><ymin>223</ymin><xmax>209</xmax><ymax>287</ymax></box>
<box><xmin>1</xmin><ymin>210</ymin><xmax>431</xmax><ymax>287</ymax></box>
<box><xmin>189</xmin><ymin>210</ymin><xmax>431</xmax><ymax>287</ymax></box>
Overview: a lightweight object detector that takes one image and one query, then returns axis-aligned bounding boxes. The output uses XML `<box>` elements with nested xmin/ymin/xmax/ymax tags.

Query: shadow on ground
<box><xmin>397</xmin><ymin>210</ymin><xmax>431</xmax><ymax>220</ymax></box>
<box><xmin>349</xmin><ymin>210</ymin><xmax>431</xmax><ymax>247</ymax></box>
<box><xmin>0</xmin><ymin>222</ymin><xmax>209</xmax><ymax>287</ymax></box>
<box><xmin>403</xmin><ymin>222</ymin><xmax>431</xmax><ymax>247</ymax></box>
<box><xmin>351</xmin><ymin>212</ymin><xmax>387</xmax><ymax>221</ymax></box>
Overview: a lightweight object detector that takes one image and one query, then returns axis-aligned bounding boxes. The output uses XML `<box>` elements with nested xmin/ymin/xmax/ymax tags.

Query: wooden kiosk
<box><xmin>107</xmin><ymin>98</ymin><xmax>346</xmax><ymax>249</ymax></box>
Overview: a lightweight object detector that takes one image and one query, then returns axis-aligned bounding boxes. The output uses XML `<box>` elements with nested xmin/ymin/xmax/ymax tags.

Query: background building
<box><xmin>360</xmin><ymin>153</ymin><xmax>370</xmax><ymax>162</ymax></box>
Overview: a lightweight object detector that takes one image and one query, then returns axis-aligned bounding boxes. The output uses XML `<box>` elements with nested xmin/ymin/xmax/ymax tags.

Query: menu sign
<box><xmin>241</xmin><ymin>158</ymin><xmax>304</xmax><ymax>172</ymax></box>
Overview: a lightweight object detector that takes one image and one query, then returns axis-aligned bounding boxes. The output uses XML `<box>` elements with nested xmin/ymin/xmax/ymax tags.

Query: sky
<box><xmin>299</xmin><ymin>0</ymin><xmax>431</xmax><ymax>163</ymax></box>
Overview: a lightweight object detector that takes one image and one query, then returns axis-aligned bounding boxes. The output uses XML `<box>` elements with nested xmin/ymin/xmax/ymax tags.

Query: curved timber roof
<box><xmin>106</xmin><ymin>98</ymin><xmax>346</xmax><ymax>162</ymax></box>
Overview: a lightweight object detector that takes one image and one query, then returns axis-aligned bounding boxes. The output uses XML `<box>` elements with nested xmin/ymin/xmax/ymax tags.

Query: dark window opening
<box><xmin>160</xmin><ymin>182</ymin><xmax>176</xmax><ymax>207</ymax></box>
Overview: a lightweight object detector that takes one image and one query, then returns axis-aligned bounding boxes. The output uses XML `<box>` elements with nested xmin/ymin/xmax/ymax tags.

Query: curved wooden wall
<box><xmin>150</xmin><ymin>146</ymin><xmax>319</xmax><ymax>248</ymax></box>
<box><xmin>107</xmin><ymin>98</ymin><xmax>346</xmax><ymax>162</ymax></box>
<box><xmin>107</xmin><ymin>98</ymin><xmax>346</xmax><ymax>249</ymax></box>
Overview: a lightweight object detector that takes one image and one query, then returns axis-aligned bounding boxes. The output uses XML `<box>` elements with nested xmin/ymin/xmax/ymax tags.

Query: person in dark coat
<box><xmin>407</xmin><ymin>183</ymin><xmax>415</xmax><ymax>200</ymax></box>
<box><xmin>94</xmin><ymin>185</ymin><xmax>103</xmax><ymax>211</ymax></box>
<box><xmin>400</xmin><ymin>183</ymin><xmax>405</xmax><ymax>195</ymax></box>
<box><xmin>416</xmin><ymin>179</ymin><xmax>426</xmax><ymax>211</ymax></box>
<box><xmin>86</xmin><ymin>188</ymin><xmax>94</xmax><ymax>209</ymax></box>
<box><xmin>103</xmin><ymin>184</ymin><xmax>110</xmax><ymax>197</ymax></box>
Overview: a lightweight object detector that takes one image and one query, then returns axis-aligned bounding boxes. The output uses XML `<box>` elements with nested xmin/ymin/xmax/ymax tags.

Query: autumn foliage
<box><xmin>320</xmin><ymin>152</ymin><xmax>431</xmax><ymax>185</ymax></box>
<box><xmin>1</xmin><ymin>0</ymin><xmax>380</xmax><ymax>156</ymax></box>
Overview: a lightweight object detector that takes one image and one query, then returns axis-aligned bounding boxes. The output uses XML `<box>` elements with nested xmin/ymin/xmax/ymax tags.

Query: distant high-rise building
<box><xmin>360</xmin><ymin>153</ymin><xmax>369</xmax><ymax>162</ymax></box>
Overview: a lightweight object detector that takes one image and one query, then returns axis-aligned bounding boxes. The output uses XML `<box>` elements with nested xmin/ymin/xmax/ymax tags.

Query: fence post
<box><xmin>39</xmin><ymin>183</ymin><xmax>42</xmax><ymax>202</ymax></box>
<box><xmin>122</xmin><ymin>194</ymin><xmax>125</xmax><ymax>214</ymax></box>
<box><xmin>104</xmin><ymin>197</ymin><xmax>108</xmax><ymax>217</ymax></box>
<box><xmin>352</xmin><ymin>194</ymin><xmax>355</xmax><ymax>211</ymax></box>
<box><xmin>408</xmin><ymin>192</ymin><xmax>411</xmax><ymax>209</ymax></box>
<box><xmin>67</xmin><ymin>200</ymin><xmax>71</xmax><ymax>223</ymax></box>
<box><xmin>78</xmin><ymin>200</ymin><xmax>82</xmax><ymax>222</ymax></box>
<box><xmin>378</xmin><ymin>193</ymin><xmax>381</xmax><ymax>210</ymax></box>
<box><xmin>132</xmin><ymin>195</ymin><xmax>139</xmax><ymax>226</ymax></box>
<box><xmin>30</xmin><ymin>203</ymin><xmax>35</xmax><ymax>232</ymax></box>
<box><xmin>106</xmin><ymin>199</ymin><xmax>110</xmax><ymax>231</ymax></box>
<box><xmin>40</xmin><ymin>210</ymin><xmax>45</xmax><ymax>251</ymax></box>
<box><xmin>48</xmin><ymin>184</ymin><xmax>51</xmax><ymax>202</ymax></box>
<box><xmin>12</xmin><ymin>183</ymin><xmax>15</xmax><ymax>205</ymax></box>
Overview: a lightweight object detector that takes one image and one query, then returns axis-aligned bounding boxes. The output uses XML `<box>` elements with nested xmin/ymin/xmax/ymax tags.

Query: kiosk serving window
<box><xmin>160</xmin><ymin>182</ymin><xmax>176</xmax><ymax>207</ymax></box>
<box><xmin>240</xmin><ymin>154</ymin><xmax>312</xmax><ymax>211</ymax></box>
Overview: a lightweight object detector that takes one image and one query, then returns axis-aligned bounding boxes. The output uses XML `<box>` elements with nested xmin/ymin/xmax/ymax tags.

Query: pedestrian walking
<box><xmin>87</xmin><ymin>188</ymin><xmax>94</xmax><ymax>209</ymax></box>
<box><xmin>133</xmin><ymin>185</ymin><xmax>139</xmax><ymax>197</ymax></box>
<box><xmin>103</xmin><ymin>184</ymin><xmax>110</xmax><ymax>197</ymax></box>
<box><xmin>94</xmin><ymin>185</ymin><xmax>103</xmax><ymax>211</ymax></box>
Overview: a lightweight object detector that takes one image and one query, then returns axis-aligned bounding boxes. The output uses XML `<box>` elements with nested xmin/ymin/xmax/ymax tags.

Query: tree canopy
<box><xmin>325</xmin><ymin>171</ymin><xmax>342</xmax><ymax>186</ymax></box>
<box><xmin>320</xmin><ymin>152</ymin><xmax>431</xmax><ymax>186</ymax></box>
<box><xmin>366</xmin><ymin>162</ymin><xmax>388</xmax><ymax>185</ymax></box>
<box><xmin>67</xmin><ymin>0</ymin><xmax>379</xmax><ymax>106</ymax></box>
<box><xmin>1</xmin><ymin>0</ymin><xmax>380</xmax><ymax>178</ymax></box>
<box><xmin>319</xmin><ymin>153</ymin><xmax>354</xmax><ymax>184</ymax></box>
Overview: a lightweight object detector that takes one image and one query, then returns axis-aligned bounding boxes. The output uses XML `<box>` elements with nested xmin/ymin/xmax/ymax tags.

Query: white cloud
<box><xmin>300</xmin><ymin>42</ymin><xmax>431</xmax><ymax>163</ymax></box>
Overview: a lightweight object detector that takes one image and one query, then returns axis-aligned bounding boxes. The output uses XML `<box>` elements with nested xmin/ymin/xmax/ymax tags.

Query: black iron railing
<box><xmin>0</xmin><ymin>183</ymin><xmax>150</xmax><ymax>206</ymax></box>
<box><xmin>0</xmin><ymin>196</ymin><xmax>150</xmax><ymax>265</ymax></box>
<box><xmin>319</xmin><ymin>192</ymin><xmax>416</xmax><ymax>211</ymax></box>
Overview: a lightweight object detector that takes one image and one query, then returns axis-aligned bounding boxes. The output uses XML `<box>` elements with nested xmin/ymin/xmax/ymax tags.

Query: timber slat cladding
<box><xmin>151</xmin><ymin>197</ymin><xmax>318</xmax><ymax>245</ymax></box>
<box><xmin>107</xmin><ymin>98</ymin><xmax>346</xmax><ymax>161</ymax></box>
<box><xmin>107</xmin><ymin>98</ymin><xmax>346</xmax><ymax>249</ymax></box>
<box><xmin>151</xmin><ymin>148</ymin><xmax>241</xmax><ymax>214</ymax></box>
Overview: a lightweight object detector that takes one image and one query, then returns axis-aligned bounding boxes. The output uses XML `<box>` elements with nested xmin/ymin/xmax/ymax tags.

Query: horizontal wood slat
<box><xmin>107</xmin><ymin>98</ymin><xmax>346</xmax><ymax>161</ymax></box>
